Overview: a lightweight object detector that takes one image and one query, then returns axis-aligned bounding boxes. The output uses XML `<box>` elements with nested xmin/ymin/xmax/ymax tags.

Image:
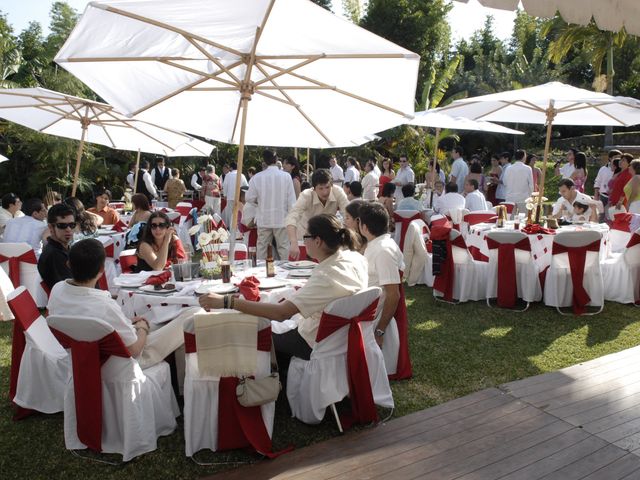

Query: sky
<box><xmin>3</xmin><ymin>0</ymin><xmax>517</xmax><ymax>42</ymax></box>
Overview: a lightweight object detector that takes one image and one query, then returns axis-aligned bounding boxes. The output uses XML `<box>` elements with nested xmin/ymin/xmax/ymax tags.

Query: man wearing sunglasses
<box><xmin>38</xmin><ymin>203</ymin><xmax>77</xmax><ymax>290</ymax></box>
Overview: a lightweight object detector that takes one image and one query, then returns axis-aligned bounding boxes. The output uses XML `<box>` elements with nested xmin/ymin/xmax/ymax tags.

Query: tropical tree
<box><xmin>341</xmin><ymin>0</ymin><xmax>363</xmax><ymax>24</ymax></box>
<box><xmin>0</xmin><ymin>14</ymin><xmax>21</xmax><ymax>88</ymax></box>
<box><xmin>310</xmin><ymin>0</ymin><xmax>332</xmax><ymax>11</ymax></box>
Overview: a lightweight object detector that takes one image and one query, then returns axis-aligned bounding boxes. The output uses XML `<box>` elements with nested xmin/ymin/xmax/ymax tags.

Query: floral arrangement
<box><xmin>188</xmin><ymin>214</ymin><xmax>229</xmax><ymax>278</ymax></box>
<box><xmin>525</xmin><ymin>192</ymin><xmax>548</xmax><ymax>225</ymax></box>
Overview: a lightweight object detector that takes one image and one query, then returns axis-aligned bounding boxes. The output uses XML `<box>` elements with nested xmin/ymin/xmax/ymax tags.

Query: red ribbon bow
<box><xmin>393</xmin><ymin>212</ymin><xmax>423</xmax><ymax>251</ymax></box>
<box><xmin>316</xmin><ymin>299</ymin><xmax>380</xmax><ymax>426</ymax></box>
<box><xmin>552</xmin><ymin>240</ymin><xmax>600</xmax><ymax>314</ymax></box>
<box><xmin>0</xmin><ymin>250</ymin><xmax>37</xmax><ymax>288</ymax></box>
<box><xmin>51</xmin><ymin>329</ymin><xmax>131</xmax><ymax>452</ymax></box>
<box><xmin>236</xmin><ymin>276</ymin><xmax>261</xmax><ymax>302</ymax></box>
<box><xmin>431</xmin><ymin>223</ymin><xmax>467</xmax><ymax>302</ymax></box>
<box><xmin>486</xmin><ymin>237</ymin><xmax>531</xmax><ymax>308</ymax></box>
<box><xmin>464</xmin><ymin>213</ymin><xmax>497</xmax><ymax>226</ymax></box>
<box><xmin>143</xmin><ymin>270</ymin><xmax>171</xmax><ymax>286</ymax></box>
<box><xmin>389</xmin><ymin>272</ymin><xmax>412</xmax><ymax>380</ymax></box>
<box><xmin>521</xmin><ymin>224</ymin><xmax>556</xmax><ymax>235</ymax></box>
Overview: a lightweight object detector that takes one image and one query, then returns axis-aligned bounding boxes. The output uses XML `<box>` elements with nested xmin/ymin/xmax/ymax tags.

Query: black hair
<box><xmin>285</xmin><ymin>156</ymin><xmax>301</xmax><ymax>179</ymax></box>
<box><xmin>501</xmin><ymin>151</ymin><xmax>512</xmax><ymax>161</ymax></box>
<box><xmin>349</xmin><ymin>181</ymin><xmax>363</xmax><ymax>197</ymax></box>
<box><xmin>514</xmin><ymin>149</ymin><xmax>526</xmax><ymax>161</ymax></box>
<box><xmin>381</xmin><ymin>182</ymin><xmax>396</xmax><ymax>197</ymax></box>
<box><xmin>132</xmin><ymin>193</ymin><xmax>151</xmax><ymax>211</ymax></box>
<box><xmin>430</xmin><ymin>159</ymin><xmax>441</xmax><ymax>173</ymax></box>
<box><xmin>453</xmin><ymin>146</ymin><xmax>464</xmax><ymax>156</ymax></box>
<box><xmin>559</xmin><ymin>178</ymin><xmax>575</xmax><ymax>189</ymax></box>
<box><xmin>470</xmin><ymin>162</ymin><xmax>483</xmax><ymax>174</ymax></box>
<box><xmin>307</xmin><ymin>214</ymin><xmax>358</xmax><ymax>253</ymax></box>
<box><xmin>95</xmin><ymin>187</ymin><xmax>112</xmax><ymax>201</ymax></box>
<box><xmin>311</xmin><ymin>169</ymin><xmax>332</xmax><ymax>187</ymax></box>
<box><xmin>47</xmin><ymin>204</ymin><xmax>75</xmax><ymax>225</ymax></box>
<box><xmin>358</xmin><ymin>202</ymin><xmax>389</xmax><ymax>237</ymax></box>
<box><xmin>573</xmin><ymin>201</ymin><xmax>589</xmax><ymax>212</ymax></box>
<box><xmin>401</xmin><ymin>182</ymin><xmax>415</xmax><ymax>198</ymax></box>
<box><xmin>612</xmin><ymin>158</ymin><xmax>621</xmax><ymax>175</ymax></box>
<box><xmin>466</xmin><ymin>178</ymin><xmax>479</xmax><ymax>190</ymax></box>
<box><xmin>141</xmin><ymin>160</ymin><xmax>150</xmax><ymax>169</ymax></box>
<box><xmin>64</xmin><ymin>197</ymin><xmax>97</xmax><ymax>235</ymax></box>
<box><xmin>171</xmin><ymin>168</ymin><xmax>179</xmax><ymax>177</ymax></box>
<box><xmin>608</xmin><ymin>149</ymin><xmax>622</xmax><ymax>159</ymax></box>
<box><xmin>230</xmin><ymin>162</ymin><xmax>238</xmax><ymax>170</ymax></box>
<box><xmin>23</xmin><ymin>198</ymin><xmax>44</xmax><ymax>216</ymax></box>
<box><xmin>445</xmin><ymin>182</ymin><xmax>458</xmax><ymax>193</ymax></box>
<box><xmin>574</xmin><ymin>152</ymin><xmax>587</xmax><ymax>171</ymax></box>
<box><xmin>525</xmin><ymin>153</ymin><xmax>537</xmax><ymax>166</ymax></box>
<box><xmin>345</xmin><ymin>199</ymin><xmax>367</xmax><ymax>221</ymax></box>
<box><xmin>1</xmin><ymin>193</ymin><xmax>19</xmax><ymax>210</ymax></box>
<box><xmin>69</xmin><ymin>239</ymin><xmax>105</xmax><ymax>282</ymax></box>
<box><xmin>138</xmin><ymin>211</ymin><xmax>180</xmax><ymax>261</ymax></box>
<box><xmin>301</xmin><ymin>181</ymin><xmax>311</xmax><ymax>191</ymax></box>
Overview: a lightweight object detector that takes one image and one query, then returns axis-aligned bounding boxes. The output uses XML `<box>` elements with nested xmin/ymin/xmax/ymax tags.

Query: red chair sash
<box><xmin>0</xmin><ymin>250</ymin><xmax>37</xmax><ymax>288</ymax></box>
<box><xmin>316</xmin><ymin>299</ymin><xmax>380</xmax><ymax>425</ymax></box>
<box><xmin>486</xmin><ymin>237</ymin><xmax>531</xmax><ymax>308</ymax></box>
<box><xmin>113</xmin><ymin>220</ymin><xmax>128</xmax><ymax>232</ymax></box>
<box><xmin>393</xmin><ymin>212</ymin><xmax>422</xmax><ymax>251</ymax></box>
<box><xmin>611</xmin><ymin>213</ymin><xmax>633</xmax><ymax>232</ymax></box>
<box><xmin>175</xmin><ymin>205</ymin><xmax>191</xmax><ymax>217</ymax></box>
<box><xmin>464</xmin><ymin>213</ymin><xmax>497</xmax><ymax>226</ymax></box>
<box><xmin>104</xmin><ymin>243</ymin><xmax>114</xmax><ymax>258</ymax></box>
<box><xmin>389</xmin><ymin>272</ymin><xmax>411</xmax><ymax>380</ymax></box>
<box><xmin>170</xmin><ymin>215</ymin><xmax>181</xmax><ymax>225</ymax></box>
<box><xmin>552</xmin><ymin>240</ymin><xmax>600</xmax><ymax>314</ymax></box>
<box><xmin>51</xmin><ymin>329</ymin><xmax>130</xmax><ymax>452</ymax></box>
<box><xmin>627</xmin><ymin>233</ymin><xmax>640</xmax><ymax>249</ymax></box>
<box><xmin>431</xmin><ymin>224</ymin><xmax>467</xmax><ymax>302</ymax></box>
<box><xmin>97</xmin><ymin>273</ymin><xmax>109</xmax><ymax>291</ymax></box>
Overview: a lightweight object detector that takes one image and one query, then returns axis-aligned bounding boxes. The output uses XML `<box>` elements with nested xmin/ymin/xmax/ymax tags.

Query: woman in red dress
<box><xmin>378</xmin><ymin>157</ymin><xmax>396</xmax><ymax>197</ymax></box>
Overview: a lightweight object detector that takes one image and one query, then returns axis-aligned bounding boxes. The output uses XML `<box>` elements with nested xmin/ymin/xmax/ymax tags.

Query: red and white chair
<box><xmin>463</xmin><ymin>210</ymin><xmax>498</xmax><ymax>227</ymax></box>
<box><xmin>601</xmin><ymin>228</ymin><xmax>640</xmax><ymax>305</ymax></box>
<box><xmin>430</xmin><ymin>226</ymin><xmax>488</xmax><ymax>303</ymax></box>
<box><xmin>485</xmin><ymin>231</ymin><xmax>542</xmax><ymax>311</ymax></box>
<box><xmin>289</xmin><ymin>241</ymin><xmax>308</xmax><ymax>261</ymax></box>
<box><xmin>0</xmin><ymin>266</ymin><xmax>13</xmax><ymax>320</ymax></box>
<box><xmin>0</xmin><ymin>242</ymin><xmax>48</xmax><ymax>308</ymax></box>
<box><xmin>609</xmin><ymin>213</ymin><xmax>634</xmax><ymax>254</ymax></box>
<box><xmin>182</xmin><ymin>315</ymin><xmax>277</xmax><ymax>458</ymax></box>
<box><xmin>544</xmin><ymin>230</ymin><xmax>604</xmax><ymax>315</ymax></box>
<box><xmin>47</xmin><ymin>314</ymin><xmax>179</xmax><ymax>462</ymax></box>
<box><xmin>97</xmin><ymin>236</ymin><xmax>118</xmax><ymax>294</ymax></box>
<box><xmin>497</xmin><ymin>202</ymin><xmax>515</xmax><ymax>215</ymax></box>
<box><xmin>429</xmin><ymin>214</ymin><xmax>449</xmax><ymax>228</ymax></box>
<box><xmin>7</xmin><ymin>287</ymin><xmax>69</xmax><ymax>418</ymax></box>
<box><xmin>287</xmin><ymin>287</ymin><xmax>393</xmax><ymax>430</ymax></box>
<box><xmin>166</xmin><ymin>211</ymin><xmax>181</xmax><ymax>226</ymax></box>
<box><xmin>175</xmin><ymin>202</ymin><xmax>193</xmax><ymax>217</ymax></box>
<box><xmin>119</xmin><ymin>249</ymin><xmax>138</xmax><ymax>274</ymax></box>
<box><xmin>393</xmin><ymin>210</ymin><xmax>423</xmax><ymax>251</ymax></box>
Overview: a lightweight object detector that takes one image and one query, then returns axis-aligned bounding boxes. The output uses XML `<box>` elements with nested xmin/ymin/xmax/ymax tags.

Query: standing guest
<box><xmin>191</xmin><ymin>166</ymin><xmax>206</xmax><ymax>195</ymax></box>
<box><xmin>396</xmin><ymin>183</ymin><xmax>423</xmax><ymax>211</ymax></box>
<box><xmin>88</xmin><ymin>188</ymin><xmax>120</xmax><ymax>225</ymax></box>
<box><xmin>221</xmin><ymin>164</ymin><xmax>230</xmax><ymax>183</ymax></box>
<box><xmin>64</xmin><ymin>197</ymin><xmax>102</xmax><ymax>241</ymax></box>
<box><xmin>344</xmin><ymin>156</ymin><xmax>361</xmax><ymax>183</ymax></box>
<box><xmin>0</xmin><ymin>193</ymin><xmax>24</xmax><ymax>239</ymax></box>
<box><xmin>555</xmin><ymin>148</ymin><xmax>577</xmax><ymax>179</ymax></box>
<box><xmin>136</xmin><ymin>160</ymin><xmax>159</xmax><ymax>202</ymax></box>
<box><xmin>285</xmin><ymin>169</ymin><xmax>349</xmax><ymax>260</ymax></box>
<box><xmin>434</xmin><ymin>182</ymin><xmax>465</xmax><ymax>215</ymax></box>
<box><xmin>449</xmin><ymin>146</ymin><xmax>469</xmax><ymax>194</ymax></box>
<box><xmin>486</xmin><ymin>154</ymin><xmax>502</xmax><ymax>205</ymax></box>
<box><xmin>38</xmin><ymin>203</ymin><xmax>76</xmax><ymax>290</ymax></box>
<box><xmin>371</xmin><ymin>159</ymin><xmax>381</xmax><ymax>177</ymax></box>
<box><xmin>495</xmin><ymin>151</ymin><xmax>512</xmax><ymax>204</ymax></box>
<box><xmin>593</xmin><ymin>150</ymin><xmax>620</xmax><ymax>211</ymax></box>
<box><xmin>379</xmin><ymin>158</ymin><xmax>396</xmax><ymax>195</ymax></box>
<box><xmin>503</xmin><ymin>149</ymin><xmax>534</xmax><ymax>211</ymax></box>
<box><xmin>329</xmin><ymin>155</ymin><xmax>344</xmax><ymax>187</ymax></box>
<box><xmin>344</xmin><ymin>199</ymin><xmax>368</xmax><ymax>252</ymax></box>
<box><xmin>464</xmin><ymin>179</ymin><xmax>489</xmax><ymax>212</ymax></box>
<box><xmin>126</xmin><ymin>163</ymin><xmax>136</xmax><ymax>190</ymax></box>
<box><xmin>361</xmin><ymin>160</ymin><xmax>380</xmax><ymax>201</ymax></box>
<box><xmin>378</xmin><ymin>182</ymin><xmax>396</xmax><ymax>231</ymax></box>
<box><xmin>464</xmin><ymin>160</ymin><xmax>486</xmax><ymax>194</ymax></box>
<box><xmin>202</xmin><ymin>164</ymin><xmax>222</xmax><ymax>215</ymax></box>
<box><xmin>358</xmin><ymin>202</ymin><xmax>403</xmax><ymax>347</ymax></box>
<box><xmin>610</xmin><ymin>154</ymin><xmax>633</xmax><ymax>209</ymax></box>
<box><xmin>200</xmin><ymin>214</ymin><xmax>367</xmax><ymax>368</ymax></box>
<box><xmin>393</xmin><ymin>155</ymin><xmax>415</xmax><ymax>203</ymax></box>
<box><xmin>284</xmin><ymin>156</ymin><xmax>302</xmax><ymax>198</ymax></box>
<box><xmin>150</xmin><ymin>157</ymin><xmax>170</xmax><ymax>191</ymax></box>
<box><xmin>2</xmin><ymin>198</ymin><xmax>48</xmax><ymax>256</ymax></box>
<box><xmin>624</xmin><ymin>159</ymin><xmax>640</xmax><ymax>214</ymax></box>
<box><xmin>552</xmin><ymin>178</ymin><xmax>596</xmax><ymax>222</ymax></box>
<box><xmin>428</xmin><ymin>158</ymin><xmax>446</xmax><ymax>187</ymax></box>
<box><xmin>525</xmin><ymin>153</ymin><xmax>542</xmax><ymax>193</ymax></box>
<box><xmin>128</xmin><ymin>193</ymin><xmax>152</xmax><ymax>228</ymax></box>
<box><xmin>246</xmin><ymin>149</ymin><xmax>296</xmax><ymax>260</ymax></box>
<box><xmin>136</xmin><ymin>211</ymin><xmax>186</xmax><ymax>271</ymax></box>
<box><xmin>43</xmin><ymin>191</ymin><xmax>62</xmax><ymax>210</ymax></box>
<box><xmin>570</xmin><ymin>151</ymin><xmax>588</xmax><ymax>193</ymax></box>
<box><xmin>164</xmin><ymin>168</ymin><xmax>186</xmax><ymax>209</ymax></box>
<box><xmin>221</xmin><ymin>162</ymin><xmax>248</xmax><ymax>226</ymax></box>
<box><xmin>346</xmin><ymin>181</ymin><xmax>363</xmax><ymax>201</ymax></box>
<box><xmin>247</xmin><ymin>166</ymin><xmax>257</xmax><ymax>181</ymax></box>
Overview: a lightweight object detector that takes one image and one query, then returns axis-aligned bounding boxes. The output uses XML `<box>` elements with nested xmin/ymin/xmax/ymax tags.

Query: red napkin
<box><xmin>236</xmin><ymin>276</ymin><xmax>261</xmax><ymax>302</ymax></box>
<box><xmin>521</xmin><ymin>224</ymin><xmax>556</xmax><ymax>235</ymax></box>
<box><xmin>113</xmin><ymin>220</ymin><xmax>128</xmax><ymax>232</ymax></box>
<box><xmin>144</xmin><ymin>270</ymin><xmax>171</xmax><ymax>286</ymax></box>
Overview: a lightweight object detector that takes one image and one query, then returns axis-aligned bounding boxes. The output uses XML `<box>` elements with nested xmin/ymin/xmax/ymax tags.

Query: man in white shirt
<box><xmin>135</xmin><ymin>160</ymin><xmax>158</xmax><ymax>201</ymax></box>
<box><xmin>393</xmin><ymin>155</ymin><xmax>415</xmax><ymax>203</ymax></box>
<box><xmin>361</xmin><ymin>160</ymin><xmax>380</xmax><ymax>200</ymax></box>
<box><xmin>344</xmin><ymin>157</ymin><xmax>361</xmax><ymax>183</ymax></box>
<box><xmin>0</xmin><ymin>193</ymin><xmax>24</xmax><ymax>239</ymax></box>
<box><xmin>285</xmin><ymin>169</ymin><xmax>349</xmax><ymax>260</ymax></box>
<box><xmin>552</xmin><ymin>178</ymin><xmax>596</xmax><ymax>221</ymax></box>
<box><xmin>495</xmin><ymin>151</ymin><xmax>511</xmax><ymax>203</ymax></box>
<box><xmin>246</xmin><ymin>150</ymin><xmax>297</xmax><ymax>260</ymax></box>
<box><xmin>503</xmin><ymin>149</ymin><xmax>534</xmax><ymax>211</ymax></box>
<box><xmin>329</xmin><ymin>155</ymin><xmax>344</xmax><ymax>186</ymax></box>
<box><xmin>555</xmin><ymin>148</ymin><xmax>576</xmax><ymax>179</ymax></box>
<box><xmin>434</xmin><ymin>182</ymin><xmax>466</xmax><ymax>215</ymax></box>
<box><xmin>2</xmin><ymin>198</ymin><xmax>49</xmax><ymax>257</ymax></box>
<box><xmin>126</xmin><ymin>163</ymin><xmax>136</xmax><ymax>190</ymax></box>
<box><xmin>449</xmin><ymin>146</ymin><xmax>469</xmax><ymax>194</ymax></box>
<box><xmin>594</xmin><ymin>149</ymin><xmax>619</xmax><ymax>208</ymax></box>
<box><xmin>464</xmin><ymin>179</ymin><xmax>489</xmax><ymax>211</ymax></box>
<box><xmin>190</xmin><ymin>166</ymin><xmax>206</xmax><ymax>195</ymax></box>
<box><xmin>221</xmin><ymin>162</ymin><xmax>249</xmax><ymax>226</ymax></box>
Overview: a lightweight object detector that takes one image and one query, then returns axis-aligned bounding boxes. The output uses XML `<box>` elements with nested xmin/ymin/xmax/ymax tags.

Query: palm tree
<box><xmin>542</xmin><ymin>17</ymin><xmax>628</xmax><ymax>146</ymax></box>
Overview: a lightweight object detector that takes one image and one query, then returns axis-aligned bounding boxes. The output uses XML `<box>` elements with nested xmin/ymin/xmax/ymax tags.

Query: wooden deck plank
<box><xmin>560</xmin><ymin>392</ymin><xmax>640</xmax><ymax>427</ymax></box>
<box><xmin>582</xmin><ymin>405</ymin><xmax>640</xmax><ymax>434</ymax></box>
<box><xmin>580</xmin><ymin>453</ymin><xmax>640</xmax><ymax>480</ymax></box>
<box><xmin>538</xmin><ymin>444</ymin><xmax>629</xmax><ymax>480</ymax></box>
<box><xmin>599</xmin><ymin>418</ymin><xmax>640</xmax><ymax>444</ymax></box>
<box><xmin>615</xmin><ymin>432</ymin><xmax>640</xmax><ymax>453</ymax></box>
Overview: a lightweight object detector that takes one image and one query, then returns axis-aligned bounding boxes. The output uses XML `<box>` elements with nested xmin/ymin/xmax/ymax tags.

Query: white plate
<box><xmin>196</xmin><ymin>283</ymin><xmax>238</xmax><ymax>295</ymax></box>
<box><xmin>288</xmin><ymin>269</ymin><xmax>313</xmax><ymax>278</ymax></box>
<box><xmin>258</xmin><ymin>278</ymin><xmax>289</xmax><ymax>290</ymax></box>
<box><xmin>139</xmin><ymin>284</ymin><xmax>177</xmax><ymax>294</ymax></box>
<box><xmin>282</xmin><ymin>260</ymin><xmax>316</xmax><ymax>269</ymax></box>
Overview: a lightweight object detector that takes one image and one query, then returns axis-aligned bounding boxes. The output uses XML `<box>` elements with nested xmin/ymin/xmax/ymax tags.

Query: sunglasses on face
<box><xmin>150</xmin><ymin>222</ymin><xmax>169</xmax><ymax>230</ymax></box>
<box><xmin>55</xmin><ymin>222</ymin><xmax>77</xmax><ymax>230</ymax></box>
<box><xmin>303</xmin><ymin>234</ymin><xmax>316</xmax><ymax>240</ymax></box>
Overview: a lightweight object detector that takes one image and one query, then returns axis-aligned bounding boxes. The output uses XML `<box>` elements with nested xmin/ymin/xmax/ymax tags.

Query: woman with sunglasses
<box><xmin>199</xmin><ymin>213</ymin><xmax>368</xmax><ymax>366</ymax></box>
<box><xmin>136</xmin><ymin>211</ymin><xmax>186</xmax><ymax>271</ymax></box>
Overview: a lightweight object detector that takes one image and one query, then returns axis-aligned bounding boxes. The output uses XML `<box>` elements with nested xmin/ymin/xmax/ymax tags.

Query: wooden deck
<box><xmin>208</xmin><ymin>346</ymin><xmax>640</xmax><ymax>479</ymax></box>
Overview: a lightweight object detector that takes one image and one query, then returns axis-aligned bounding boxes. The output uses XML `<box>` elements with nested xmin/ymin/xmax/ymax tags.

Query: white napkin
<box><xmin>113</xmin><ymin>271</ymin><xmax>163</xmax><ymax>287</ymax></box>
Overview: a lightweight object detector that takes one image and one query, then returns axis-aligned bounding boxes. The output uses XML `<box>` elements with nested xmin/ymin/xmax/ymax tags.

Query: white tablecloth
<box><xmin>467</xmin><ymin>222</ymin><xmax>611</xmax><ymax>271</ymax></box>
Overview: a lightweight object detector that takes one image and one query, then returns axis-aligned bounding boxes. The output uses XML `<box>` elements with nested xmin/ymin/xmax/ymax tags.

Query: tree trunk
<box><xmin>604</xmin><ymin>41</ymin><xmax>614</xmax><ymax>147</ymax></box>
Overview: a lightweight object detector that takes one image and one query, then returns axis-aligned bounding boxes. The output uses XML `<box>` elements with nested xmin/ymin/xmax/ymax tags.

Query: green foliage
<box><xmin>341</xmin><ymin>0</ymin><xmax>362</xmax><ymax>24</ymax></box>
<box><xmin>309</xmin><ymin>0</ymin><xmax>332</xmax><ymax>11</ymax></box>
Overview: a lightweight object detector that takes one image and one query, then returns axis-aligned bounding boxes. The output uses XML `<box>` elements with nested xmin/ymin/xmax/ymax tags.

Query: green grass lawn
<box><xmin>1</xmin><ymin>286</ymin><xmax>639</xmax><ymax>479</ymax></box>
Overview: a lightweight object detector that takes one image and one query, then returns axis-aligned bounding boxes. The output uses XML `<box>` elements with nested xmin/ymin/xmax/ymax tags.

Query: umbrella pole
<box><xmin>230</xmin><ymin>95</ymin><xmax>250</xmax><ymax>258</ymax></box>
<box><xmin>306</xmin><ymin>147</ymin><xmax>310</xmax><ymax>179</ymax></box>
<box><xmin>537</xmin><ymin>100</ymin><xmax>556</xmax><ymax>223</ymax></box>
<box><xmin>133</xmin><ymin>149</ymin><xmax>141</xmax><ymax>194</ymax></box>
<box><xmin>428</xmin><ymin>127</ymin><xmax>441</xmax><ymax>207</ymax></box>
<box><xmin>71</xmin><ymin>121</ymin><xmax>89</xmax><ymax>197</ymax></box>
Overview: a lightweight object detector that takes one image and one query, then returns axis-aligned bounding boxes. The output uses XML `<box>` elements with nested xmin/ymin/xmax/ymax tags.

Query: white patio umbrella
<box><xmin>0</xmin><ymin>154</ymin><xmax>8</xmax><ymax>164</ymax></box>
<box><xmin>438</xmin><ymin>81</ymin><xmax>640</xmax><ymax>212</ymax></box>
<box><xmin>0</xmin><ymin>88</ymin><xmax>214</xmax><ymax>196</ymax></box>
<box><xmin>453</xmin><ymin>0</ymin><xmax>640</xmax><ymax>36</ymax></box>
<box><xmin>54</xmin><ymin>0</ymin><xmax>419</xmax><ymax>231</ymax></box>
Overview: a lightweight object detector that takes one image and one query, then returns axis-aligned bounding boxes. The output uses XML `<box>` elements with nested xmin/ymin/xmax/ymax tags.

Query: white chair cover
<box><xmin>287</xmin><ymin>287</ymin><xmax>394</xmax><ymax>425</ymax></box>
<box><xmin>393</xmin><ymin>209</ymin><xmax>422</xmax><ymax>247</ymax></box>
<box><xmin>609</xmin><ymin>228</ymin><xmax>632</xmax><ymax>254</ymax></box>
<box><xmin>543</xmin><ymin>230</ymin><xmax>604</xmax><ymax>309</ymax></box>
<box><xmin>403</xmin><ymin>220</ymin><xmax>428</xmax><ymax>287</ymax></box>
<box><xmin>0</xmin><ymin>266</ymin><xmax>13</xmax><ymax>320</ymax></box>
<box><xmin>485</xmin><ymin>231</ymin><xmax>542</xmax><ymax>303</ymax></box>
<box><xmin>0</xmin><ymin>242</ymin><xmax>48</xmax><ymax>308</ymax></box>
<box><xmin>96</xmin><ymin>236</ymin><xmax>118</xmax><ymax>294</ymax></box>
<box><xmin>182</xmin><ymin>316</ymin><xmax>275</xmax><ymax>457</ymax></box>
<box><xmin>46</xmin><ymin>315</ymin><xmax>179</xmax><ymax>462</ymax></box>
<box><xmin>8</xmin><ymin>286</ymin><xmax>68</xmax><ymax>413</ymax></box>
<box><xmin>602</xmin><ymin>229</ymin><xmax>640</xmax><ymax>304</ymax></box>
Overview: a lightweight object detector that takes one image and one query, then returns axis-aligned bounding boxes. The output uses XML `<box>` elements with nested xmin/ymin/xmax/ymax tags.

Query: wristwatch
<box><xmin>374</xmin><ymin>328</ymin><xmax>385</xmax><ymax>337</ymax></box>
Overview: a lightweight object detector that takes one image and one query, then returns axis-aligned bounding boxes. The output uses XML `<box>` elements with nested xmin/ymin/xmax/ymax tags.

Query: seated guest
<box><xmin>164</xmin><ymin>168</ymin><xmax>186</xmax><ymax>209</ymax></box>
<box><xmin>2</xmin><ymin>198</ymin><xmax>48</xmax><ymax>257</ymax></box>
<box><xmin>464</xmin><ymin>179</ymin><xmax>489</xmax><ymax>211</ymax></box>
<box><xmin>434</xmin><ymin>182</ymin><xmax>465</xmax><ymax>215</ymax></box>
<box><xmin>0</xmin><ymin>193</ymin><xmax>24</xmax><ymax>239</ymax></box>
<box><xmin>88</xmin><ymin>188</ymin><xmax>120</xmax><ymax>225</ymax></box>
<box><xmin>570</xmin><ymin>202</ymin><xmax>591</xmax><ymax>223</ymax></box>
<box><xmin>344</xmin><ymin>199</ymin><xmax>368</xmax><ymax>252</ymax></box>
<box><xmin>64</xmin><ymin>197</ymin><xmax>102</xmax><ymax>241</ymax></box>
<box><xmin>552</xmin><ymin>178</ymin><xmax>596</xmax><ymax>222</ymax></box>
<box><xmin>377</xmin><ymin>182</ymin><xmax>396</xmax><ymax>231</ymax></box>
<box><xmin>358</xmin><ymin>203</ymin><xmax>403</xmax><ymax>346</ymax></box>
<box><xmin>136</xmin><ymin>211</ymin><xmax>187</xmax><ymax>271</ymax></box>
<box><xmin>200</xmin><ymin>214</ymin><xmax>367</xmax><ymax>368</ymax></box>
<box><xmin>48</xmin><ymin>238</ymin><xmax>199</xmax><ymax>368</ymax></box>
<box><xmin>128</xmin><ymin>193</ymin><xmax>152</xmax><ymax>228</ymax></box>
<box><xmin>346</xmin><ymin>181</ymin><xmax>363</xmax><ymax>201</ymax></box>
<box><xmin>38</xmin><ymin>204</ymin><xmax>76</xmax><ymax>290</ymax></box>
<box><xmin>396</xmin><ymin>183</ymin><xmax>423</xmax><ymax>211</ymax></box>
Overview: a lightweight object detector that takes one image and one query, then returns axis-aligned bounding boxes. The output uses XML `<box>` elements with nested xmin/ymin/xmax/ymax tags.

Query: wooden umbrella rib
<box><xmin>0</xmin><ymin>101</ymin><xmax>72</xmax><ymax>109</ymax></box>
<box><xmin>62</xmin><ymin>56</ymin><xmax>199</xmax><ymax>63</ymax></box>
<box><xmin>253</xmin><ymin>55</ymin><xmax>324</xmax><ymax>88</ymax></box>
<box><xmin>256</xmin><ymin>53</ymin><xmax>417</xmax><ymax>60</ymax></box>
<box><xmin>255</xmin><ymin>90</ymin><xmax>298</xmax><ymax>107</ymax></box>
<box><xmin>90</xmin><ymin>104</ymin><xmax>118</xmax><ymax>148</ymax></box>
<box><xmin>161</xmin><ymin>59</ymin><xmax>240</xmax><ymax>88</ymax></box>
<box><xmin>585</xmin><ymin>103</ymin><xmax>627</xmax><ymax>125</ymax></box>
<box><xmin>185</xmin><ymin>36</ymin><xmax>242</xmax><ymax>85</ymax></box>
<box><xmin>230</xmin><ymin>98</ymin><xmax>243</xmax><ymax>143</ymax></box>
<box><xmin>191</xmin><ymin>87</ymin><xmax>240</xmax><ymax>91</ymax></box>
<box><xmin>257</xmin><ymin>85</ymin><xmax>332</xmax><ymax>91</ymax></box>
